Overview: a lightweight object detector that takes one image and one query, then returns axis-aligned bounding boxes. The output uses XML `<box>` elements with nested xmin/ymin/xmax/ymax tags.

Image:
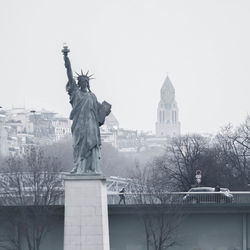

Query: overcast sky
<box><xmin>1</xmin><ymin>0</ymin><xmax>250</xmax><ymax>134</ymax></box>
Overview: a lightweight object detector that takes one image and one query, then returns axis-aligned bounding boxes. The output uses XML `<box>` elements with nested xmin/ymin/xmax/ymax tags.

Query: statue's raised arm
<box><xmin>62</xmin><ymin>44</ymin><xmax>74</xmax><ymax>84</ymax></box>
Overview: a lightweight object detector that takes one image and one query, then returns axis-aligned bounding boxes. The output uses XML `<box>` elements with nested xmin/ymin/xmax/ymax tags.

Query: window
<box><xmin>172</xmin><ymin>110</ymin><xmax>177</xmax><ymax>124</ymax></box>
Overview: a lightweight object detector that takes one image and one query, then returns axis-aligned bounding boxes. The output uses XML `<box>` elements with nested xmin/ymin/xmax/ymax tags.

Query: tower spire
<box><xmin>156</xmin><ymin>75</ymin><xmax>181</xmax><ymax>137</ymax></box>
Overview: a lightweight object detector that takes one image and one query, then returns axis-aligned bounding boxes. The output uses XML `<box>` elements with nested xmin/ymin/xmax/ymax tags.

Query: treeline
<box><xmin>135</xmin><ymin>116</ymin><xmax>250</xmax><ymax>191</ymax></box>
<box><xmin>1</xmin><ymin>116</ymin><xmax>250</xmax><ymax>191</ymax></box>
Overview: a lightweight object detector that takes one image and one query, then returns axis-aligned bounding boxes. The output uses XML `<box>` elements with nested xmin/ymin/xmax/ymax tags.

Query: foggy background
<box><xmin>1</xmin><ymin>0</ymin><xmax>250</xmax><ymax>134</ymax></box>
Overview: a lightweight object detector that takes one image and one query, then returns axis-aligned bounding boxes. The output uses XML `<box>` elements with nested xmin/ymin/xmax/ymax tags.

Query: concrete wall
<box><xmin>39</xmin><ymin>215</ymin><xmax>64</xmax><ymax>250</ymax></box>
<box><xmin>108</xmin><ymin>205</ymin><xmax>249</xmax><ymax>250</ymax></box>
<box><xmin>109</xmin><ymin>213</ymin><xmax>243</xmax><ymax>250</ymax></box>
<box><xmin>109</xmin><ymin>214</ymin><xmax>145</xmax><ymax>250</ymax></box>
<box><xmin>0</xmin><ymin>205</ymin><xmax>249</xmax><ymax>250</ymax></box>
<box><xmin>172</xmin><ymin>214</ymin><xmax>242</xmax><ymax>250</ymax></box>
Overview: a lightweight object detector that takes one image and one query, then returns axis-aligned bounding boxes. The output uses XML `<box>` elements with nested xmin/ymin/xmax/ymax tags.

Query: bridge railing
<box><xmin>107</xmin><ymin>192</ymin><xmax>250</xmax><ymax>205</ymax></box>
<box><xmin>1</xmin><ymin>190</ymin><xmax>250</xmax><ymax>206</ymax></box>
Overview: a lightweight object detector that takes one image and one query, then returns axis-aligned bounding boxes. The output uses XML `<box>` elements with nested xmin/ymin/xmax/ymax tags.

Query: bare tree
<box><xmin>153</xmin><ymin>134</ymin><xmax>237</xmax><ymax>191</ymax></box>
<box><xmin>0</xmin><ymin>146</ymin><xmax>63</xmax><ymax>250</ymax></box>
<box><xmin>162</xmin><ymin>134</ymin><xmax>211</xmax><ymax>191</ymax></box>
<box><xmin>132</xmin><ymin>164</ymin><xmax>183</xmax><ymax>250</ymax></box>
<box><xmin>142</xmin><ymin>206</ymin><xmax>182</xmax><ymax>250</ymax></box>
<box><xmin>216</xmin><ymin>118</ymin><xmax>250</xmax><ymax>189</ymax></box>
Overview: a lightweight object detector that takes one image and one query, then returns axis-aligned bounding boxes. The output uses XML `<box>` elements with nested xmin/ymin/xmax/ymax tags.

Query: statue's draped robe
<box><xmin>66</xmin><ymin>81</ymin><xmax>101</xmax><ymax>173</ymax></box>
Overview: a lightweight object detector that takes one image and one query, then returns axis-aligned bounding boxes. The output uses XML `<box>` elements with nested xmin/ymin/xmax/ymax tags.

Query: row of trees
<box><xmin>139</xmin><ymin>116</ymin><xmax>250</xmax><ymax>192</ymax></box>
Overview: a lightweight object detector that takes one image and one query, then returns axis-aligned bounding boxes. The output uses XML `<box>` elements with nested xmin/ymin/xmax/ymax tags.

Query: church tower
<box><xmin>155</xmin><ymin>76</ymin><xmax>181</xmax><ymax>137</ymax></box>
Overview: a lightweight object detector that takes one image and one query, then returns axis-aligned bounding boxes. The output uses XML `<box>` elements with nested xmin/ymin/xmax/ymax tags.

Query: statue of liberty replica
<box><xmin>62</xmin><ymin>45</ymin><xmax>111</xmax><ymax>175</ymax></box>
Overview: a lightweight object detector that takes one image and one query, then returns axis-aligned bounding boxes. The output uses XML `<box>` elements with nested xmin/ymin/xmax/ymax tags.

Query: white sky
<box><xmin>1</xmin><ymin>0</ymin><xmax>250</xmax><ymax>134</ymax></box>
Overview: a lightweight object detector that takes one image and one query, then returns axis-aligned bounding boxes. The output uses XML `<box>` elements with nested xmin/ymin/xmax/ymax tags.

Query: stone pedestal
<box><xmin>64</xmin><ymin>175</ymin><xmax>110</xmax><ymax>250</ymax></box>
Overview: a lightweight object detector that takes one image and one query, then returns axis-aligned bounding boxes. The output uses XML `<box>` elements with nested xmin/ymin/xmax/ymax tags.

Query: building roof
<box><xmin>161</xmin><ymin>75</ymin><xmax>175</xmax><ymax>95</ymax></box>
<box><xmin>160</xmin><ymin>75</ymin><xmax>175</xmax><ymax>104</ymax></box>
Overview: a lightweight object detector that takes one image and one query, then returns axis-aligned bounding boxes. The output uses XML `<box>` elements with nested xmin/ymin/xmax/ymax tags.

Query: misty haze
<box><xmin>0</xmin><ymin>1</ymin><xmax>250</xmax><ymax>250</ymax></box>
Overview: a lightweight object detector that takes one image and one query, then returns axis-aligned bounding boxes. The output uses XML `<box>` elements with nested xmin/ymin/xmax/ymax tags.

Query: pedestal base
<box><xmin>64</xmin><ymin>175</ymin><xmax>110</xmax><ymax>250</ymax></box>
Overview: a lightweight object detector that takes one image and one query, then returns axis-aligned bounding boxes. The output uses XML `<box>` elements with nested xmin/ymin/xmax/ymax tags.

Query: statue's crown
<box><xmin>75</xmin><ymin>70</ymin><xmax>94</xmax><ymax>81</ymax></box>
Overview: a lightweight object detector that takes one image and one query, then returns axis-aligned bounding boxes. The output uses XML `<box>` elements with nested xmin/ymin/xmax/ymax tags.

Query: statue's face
<box><xmin>78</xmin><ymin>77</ymin><xmax>89</xmax><ymax>91</ymax></box>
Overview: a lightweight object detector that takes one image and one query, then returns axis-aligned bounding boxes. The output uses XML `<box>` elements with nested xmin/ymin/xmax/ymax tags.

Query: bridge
<box><xmin>1</xmin><ymin>172</ymin><xmax>250</xmax><ymax>206</ymax></box>
<box><xmin>0</xmin><ymin>173</ymin><xmax>250</xmax><ymax>249</ymax></box>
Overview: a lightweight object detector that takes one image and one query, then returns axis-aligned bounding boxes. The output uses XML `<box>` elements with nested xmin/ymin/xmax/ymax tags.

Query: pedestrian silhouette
<box><xmin>215</xmin><ymin>185</ymin><xmax>221</xmax><ymax>203</ymax></box>
<box><xmin>118</xmin><ymin>188</ymin><xmax>126</xmax><ymax>205</ymax></box>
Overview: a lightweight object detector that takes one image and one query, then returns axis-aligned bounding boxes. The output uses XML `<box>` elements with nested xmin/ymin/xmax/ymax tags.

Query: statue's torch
<box><xmin>62</xmin><ymin>43</ymin><xmax>70</xmax><ymax>56</ymax></box>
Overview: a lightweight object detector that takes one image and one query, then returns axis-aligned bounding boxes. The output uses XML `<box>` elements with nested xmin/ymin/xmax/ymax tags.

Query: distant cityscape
<box><xmin>0</xmin><ymin>76</ymin><xmax>181</xmax><ymax>157</ymax></box>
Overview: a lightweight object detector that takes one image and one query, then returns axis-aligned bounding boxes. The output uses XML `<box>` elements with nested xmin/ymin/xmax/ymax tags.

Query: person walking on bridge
<box><xmin>119</xmin><ymin>188</ymin><xmax>126</xmax><ymax>205</ymax></box>
<box><xmin>215</xmin><ymin>185</ymin><xmax>221</xmax><ymax>203</ymax></box>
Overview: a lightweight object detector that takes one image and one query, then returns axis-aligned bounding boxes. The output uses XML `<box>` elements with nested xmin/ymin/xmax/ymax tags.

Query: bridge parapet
<box><xmin>1</xmin><ymin>172</ymin><xmax>250</xmax><ymax>206</ymax></box>
<box><xmin>107</xmin><ymin>192</ymin><xmax>250</xmax><ymax>205</ymax></box>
